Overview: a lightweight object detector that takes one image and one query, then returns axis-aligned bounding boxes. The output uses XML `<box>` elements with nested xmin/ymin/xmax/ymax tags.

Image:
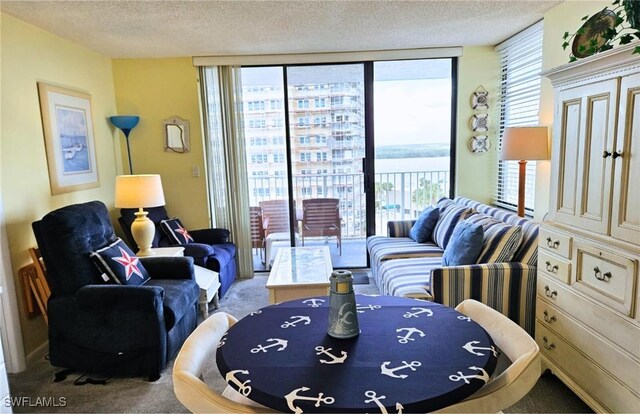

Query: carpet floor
<box><xmin>8</xmin><ymin>274</ymin><xmax>592</xmax><ymax>413</ymax></box>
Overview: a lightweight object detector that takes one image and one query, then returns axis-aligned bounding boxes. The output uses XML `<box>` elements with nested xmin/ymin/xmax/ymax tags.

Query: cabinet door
<box><xmin>550</xmin><ymin>88</ymin><xmax>583</xmax><ymax>223</ymax></box>
<box><xmin>552</xmin><ymin>80</ymin><xmax>617</xmax><ymax>233</ymax></box>
<box><xmin>611</xmin><ymin>73</ymin><xmax>640</xmax><ymax>245</ymax></box>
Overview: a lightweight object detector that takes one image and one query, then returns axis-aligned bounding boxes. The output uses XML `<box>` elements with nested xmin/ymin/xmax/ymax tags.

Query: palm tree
<box><xmin>412</xmin><ymin>178</ymin><xmax>445</xmax><ymax>210</ymax></box>
<box><xmin>375</xmin><ymin>182</ymin><xmax>394</xmax><ymax>211</ymax></box>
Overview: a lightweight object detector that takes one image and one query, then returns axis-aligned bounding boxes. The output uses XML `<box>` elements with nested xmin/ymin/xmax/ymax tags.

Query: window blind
<box><xmin>494</xmin><ymin>21</ymin><xmax>543</xmax><ymax>214</ymax></box>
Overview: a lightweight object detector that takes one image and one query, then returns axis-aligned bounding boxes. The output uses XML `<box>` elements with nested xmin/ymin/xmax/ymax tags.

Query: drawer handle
<box><xmin>544</xmin><ymin>286</ymin><xmax>558</xmax><ymax>299</ymax></box>
<box><xmin>612</xmin><ymin>151</ymin><xmax>623</xmax><ymax>159</ymax></box>
<box><xmin>594</xmin><ymin>267</ymin><xmax>613</xmax><ymax>282</ymax></box>
<box><xmin>602</xmin><ymin>150</ymin><xmax>612</xmax><ymax>158</ymax></box>
<box><xmin>545</xmin><ymin>237</ymin><xmax>560</xmax><ymax>249</ymax></box>
<box><xmin>543</xmin><ymin>310</ymin><xmax>557</xmax><ymax>323</ymax></box>
<box><xmin>542</xmin><ymin>336</ymin><xmax>556</xmax><ymax>350</ymax></box>
<box><xmin>545</xmin><ymin>261</ymin><xmax>559</xmax><ymax>273</ymax></box>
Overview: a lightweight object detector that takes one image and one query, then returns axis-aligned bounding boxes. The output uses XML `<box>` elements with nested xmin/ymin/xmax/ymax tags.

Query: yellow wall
<box><xmin>112</xmin><ymin>59</ymin><xmax>209</xmax><ymax>229</ymax></box>
<box><xmin>535</xmin><ymin>0</ymin><xmax>610</xmax><ymax>220</ymax></box>
<box><xmin>0</xmin><ymin>13</ymin><xmax>119</xmax><ymax>358</ymax></box>
<box><xmin>455</xmin><ymin>46</ymin><xmax>499</xmax><ymax>203</ymax></box>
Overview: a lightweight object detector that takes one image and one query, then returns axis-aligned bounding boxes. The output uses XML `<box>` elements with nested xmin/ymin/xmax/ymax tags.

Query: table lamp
<box><xmin>499</xmin><ymin>126</ymin><xmax>549</xmax><ymax>217</ymax></box>
<box><xmin>115</xmin><ymin>174</ymin><xmax>166</xmax><ymax>256</ymax></box>
<box><xmin>110</xmin><ymin>115</ymin><xmax>140</xmax><ymax>175</ymax></box>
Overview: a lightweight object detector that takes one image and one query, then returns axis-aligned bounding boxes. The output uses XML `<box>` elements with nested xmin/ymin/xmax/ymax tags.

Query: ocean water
<box><xmin>375</xmin><ymin>156</ymin><xmax>450</xmax><ymax>174</ymax></box>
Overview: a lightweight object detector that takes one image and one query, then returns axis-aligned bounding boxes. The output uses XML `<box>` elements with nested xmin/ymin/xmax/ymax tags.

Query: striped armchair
<box><xmin>366</xmin><ymin>197</ymin><xmax>539</xmax><ymax>335</ymax></box>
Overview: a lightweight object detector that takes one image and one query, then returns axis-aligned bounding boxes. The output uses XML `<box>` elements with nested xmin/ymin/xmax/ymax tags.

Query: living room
<box><xmin>1</xmin><ymin>0</ymin><xmax>638</xmax><ymax>412</ymax></box>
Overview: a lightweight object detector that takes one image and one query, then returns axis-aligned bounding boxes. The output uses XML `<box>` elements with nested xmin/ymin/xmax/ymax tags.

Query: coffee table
<box><xmin>266</xmin><ymin>246</ymin><xmax>333</xmax><ymax>304</ymax></box>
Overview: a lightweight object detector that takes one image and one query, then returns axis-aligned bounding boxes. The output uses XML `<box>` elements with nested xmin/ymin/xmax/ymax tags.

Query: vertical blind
<box><xmin>494</xmin><ymin>21</ymin><xmax>543</xmax><ymax>214</ymax></box>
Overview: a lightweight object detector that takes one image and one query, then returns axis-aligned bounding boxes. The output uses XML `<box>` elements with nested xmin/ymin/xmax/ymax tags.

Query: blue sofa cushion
<box><xmin>161</xmin><ymin>218</ymin><xmax>194</xmax><ymax>244</ymax></box>
<box><xmin>442</xmin><ymin>220</ymin><xmax>484</xmax><ymax>266</ymax></box>
<box><xmin>90</xmin><ymin>238</ymin><xmax>150</xmax><ymax>285</ymax></box>
<box><xmin>432</xmin><ymin>199</ymin><xmax>475</xmax><ymax>250</ymax></box>
<box><xmin>146</xmin><ymin>279</ymin><xmax>199</xmax><ymax>330</ymax></box>
<box><xmin>212</xmin><ymin>242</ymin><xmax>236</xmax><ymax>268</ymax></box>
<box><xmin>466</xmin><ymin>214</ymin><xmax>523</xmax><ymax>263</ymax></box>
<box><xmin>409</xmin><ymin>207</ymin><xmax>440</xmax><ymax>243</ymax></box>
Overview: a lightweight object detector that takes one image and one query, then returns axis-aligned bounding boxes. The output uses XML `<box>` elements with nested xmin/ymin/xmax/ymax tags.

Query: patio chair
<box><xmin>300</xmin><ymin>198</ymin><xmax>342</xmax><ymax>255</ymax></box>
<box><xmin>259</xmin><ymin>199</ymin><xmax>297</xmax><ymax>267</ymax></box>
<box><xmin>249</xmin><ymin>206</ymin><xmax>265</xmax><ymax>263</ymax></box>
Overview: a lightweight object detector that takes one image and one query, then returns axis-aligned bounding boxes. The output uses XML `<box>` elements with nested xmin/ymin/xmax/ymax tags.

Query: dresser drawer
<box><xmin>539</xmin><ymin>250</ymin><xmax>571</xmax><ymax>284</ymax></box>
<box><xmin>536</xmin><ymin>301</ymin><xmax>640</xmax><ymax>391</ymax></box>
<box><xmin>536</xmin><ymin>324</ymin><xmax>640</xmax><ymax>413</ymax></box>
<box><xmin>537</xmin><ymin>275</ymin><xmax>640</xmax><ymax>359</ymax></box>
<box><xmin>539</xmin><ymin>227</ymin><xmax>572</xmax><ymax>258</ymax></box>
<box><xmin>573</xmin><ymin>242</ymin><xmax>637</xmax><ymax>316</ymax></box>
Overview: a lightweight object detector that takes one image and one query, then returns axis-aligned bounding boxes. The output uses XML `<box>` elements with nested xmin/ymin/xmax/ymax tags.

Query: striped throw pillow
<box><xmin>465</xmin><ymin>214</ymin><xmax>523</xmax><ymax>263</ymax></box>
<box><xmin>431</xmin><ymin>199</ymin><xmax>475</xmax><ymax>250</ymax></box>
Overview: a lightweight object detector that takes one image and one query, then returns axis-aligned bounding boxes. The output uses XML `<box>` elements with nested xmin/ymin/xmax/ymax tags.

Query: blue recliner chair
<box><xmin>118</xmin><ymin>206</ymin><xmax>237</xmax><ymax>298</ymax></box>
<box><xmin>33</xmin><ymin>201</ymin><xmax>199</xmax><ymax>380</ymax></box>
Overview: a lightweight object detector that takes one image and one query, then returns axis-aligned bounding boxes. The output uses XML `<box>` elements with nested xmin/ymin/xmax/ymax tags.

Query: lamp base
<box><xmin>517</xmin><ymin>160</ymin><xmax>527</xmax><ymax>218</ymax></box>
<box><xmin>131</xmin><ymin>209</ymin><xmax>156</xmax><ymax>256</ymax></box>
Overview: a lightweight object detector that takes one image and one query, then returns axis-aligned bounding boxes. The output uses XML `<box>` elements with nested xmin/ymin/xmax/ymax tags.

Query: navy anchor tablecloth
<box><xmin>217</xmin><ymin>295</ymin><xmax>498</xmax><ymax>413</ymax></box>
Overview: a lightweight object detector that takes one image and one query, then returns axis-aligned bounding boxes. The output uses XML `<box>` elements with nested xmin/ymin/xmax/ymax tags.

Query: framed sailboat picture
<box><xmin>37</xmin><ymin>82</ymin><xmax>99</xmax><ymax>195</ymax></box>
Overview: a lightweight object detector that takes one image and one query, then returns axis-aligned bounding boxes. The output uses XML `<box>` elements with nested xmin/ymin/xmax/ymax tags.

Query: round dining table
<box><xmin>217</xmin><ymin>295</ymin><xmax>498</xmax><ymax>413</ymax></box>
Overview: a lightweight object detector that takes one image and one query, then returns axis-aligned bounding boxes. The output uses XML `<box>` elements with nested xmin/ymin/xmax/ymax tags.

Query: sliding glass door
<box><xmin>373</xmin><ymin>59</ymin><xmax>453</xmax><ymax>236</ymax></box>
<box><xmin>286</xmin><ymin>65</ymin><xmax>366</xmax><ymax>268</ymax></box>
<box><xmin>235</xmin><ymin>59</ymin><xmax>454</xmax><ymax>271</ymax></box>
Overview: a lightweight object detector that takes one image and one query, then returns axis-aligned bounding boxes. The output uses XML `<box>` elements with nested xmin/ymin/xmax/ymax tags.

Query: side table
<box><xmin>143</xmin><ymin>247</ymin><xmax>220</xmax><ymax>318</ymax></box>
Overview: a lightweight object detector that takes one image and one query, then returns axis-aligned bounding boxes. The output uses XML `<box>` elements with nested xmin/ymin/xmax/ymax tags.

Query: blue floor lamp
<box><xmin>110</xmin><ymin>115</ymin><xmax>140</xmax><ymax>174</ymax></box>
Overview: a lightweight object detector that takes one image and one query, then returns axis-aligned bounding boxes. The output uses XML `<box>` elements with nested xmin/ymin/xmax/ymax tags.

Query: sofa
<box><xmin>119</xmin><ymin>206</ymin><xmax>237</xmax><ymax>298</ymax></box>
<box><xmin>366</xmin><ymin>197</ymin><xmax>538</xmax><ymax>335</ymax></box>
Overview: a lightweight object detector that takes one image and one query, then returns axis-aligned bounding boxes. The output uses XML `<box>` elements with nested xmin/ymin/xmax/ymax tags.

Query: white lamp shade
<box><xmin>115</xmin><ymin>174</ymin><xmax>166</xmax><ymax>208</ymax></box>
<box><xmin>500</xmin><ymin>126</ymin><xmax>550</xmax><ymax>161</ymax></box>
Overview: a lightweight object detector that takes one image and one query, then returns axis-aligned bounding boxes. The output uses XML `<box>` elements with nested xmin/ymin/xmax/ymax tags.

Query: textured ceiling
<box><xmin>0</xmin><ymin>0</ymin><xmax>562</xmax><ymax>58</ymax></box>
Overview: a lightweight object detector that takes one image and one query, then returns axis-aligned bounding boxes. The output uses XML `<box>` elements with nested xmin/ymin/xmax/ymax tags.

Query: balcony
<box><xmin>250</xmin><ymin>169</ymin><xmax>449</xmax><ymax>271</ymax></box>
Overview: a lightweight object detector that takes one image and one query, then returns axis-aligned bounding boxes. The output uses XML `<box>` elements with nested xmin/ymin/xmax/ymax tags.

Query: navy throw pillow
<box><xmin>441</xmin><ymin>220</ymin><xmax>484</xmax><ymax>266</ymax></box>
<box><xmin>409</xmin><ymin>207</ymin><xmax>440</xmax><ymax>243</ymax></box>
<box><xmin>90</xmin><ymin>238</ymin><xmax>150</xmax><ymax>285</ymax></box>
<box><xmin>161</xmin><ymin>218</ymin><xmax>194</xmax><ymax>245</ymax></box>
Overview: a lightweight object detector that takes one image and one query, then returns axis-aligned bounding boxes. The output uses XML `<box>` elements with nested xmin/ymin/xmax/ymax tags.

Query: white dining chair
<box><xmin>173</xmin><ymin>312</ymin><xmax>274</xmax><ymax>413</ymax></box>
<box><xmin>435</xmin><ymin>299</ymin><xmax>541</xmax><ymax>413</ymax></box>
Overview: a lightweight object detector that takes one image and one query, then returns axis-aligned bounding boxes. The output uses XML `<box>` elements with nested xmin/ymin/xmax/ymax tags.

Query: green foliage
<box><xmin>411</xmin><ymin>178</ymin><xmax>446</xmax><ymax>209</ymax></box>
<box><xmin>374</xmin><ymin>182</ymin><xmax>394</xmax><ymax>210</ymax></box>
<box><xmin>562</xmin><ymin>1</ymin><xmax>640</xmax><ymax>62</ymax></box>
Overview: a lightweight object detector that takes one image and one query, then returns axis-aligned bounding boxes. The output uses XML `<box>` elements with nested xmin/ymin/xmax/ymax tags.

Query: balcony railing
<box><xmin>248</xmin><ymin>169</ymin><xmax>450</xmax><ymax>238</ymax></box>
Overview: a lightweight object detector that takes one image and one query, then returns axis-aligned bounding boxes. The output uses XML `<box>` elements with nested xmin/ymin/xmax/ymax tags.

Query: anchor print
<box><xmin>396</xmin><ymin>327</ymin><xmax>426</xmax><ymax>344</ymax></box>
<box><xmin>281</xmin><ymin>315</ymin><xmax>311</xmax><ymax>328</ymax></box>
<box><xmin>364</xmin><ymin>391</ymin><xmax>404</xmax><ymax>414</ymax></box>
<box><xmin>249</xmin><ymin>309</ymin><xmax>262</xmax><ymax>316</ymax></box>
<box><xmin>284</xmin><ymin>386</ymin><xmax>335</xmax><ymax>414</ymax></box>
<box><xmin>380</xmin><ymin>360</ymin><xmax>421</xmax><ymax>379</ymax></box>
<box><xmin>449</xmin><ymin>366</ymin><xmax>490</xmax><ymax>384</ymax></box>
<box><xmin>217</xmin><ymin>333</ymin><xmax>228</xmax><ymax>348</ymax></box>
<box><xmin>462</xmin><ymin>340</ymin><xmax>498</xmax><ymax>357</ymax></box>
<box><xmin>457</xmin><ymin>315</ymin><xmax>471</xmax><ymax>322</ymax></box>
<box><xmin>250</xmin><ymin>338</ymin><xmax>288</xmax><ymax>353</ymax></box>
<box><xmin>315</xmin><ymin>346</ymin><xmax>347</xmax><ymax>364</ymax></box>
<box><xmin>356</xmin><ymin>304</ymin><xmax>381</xmax><ymax>313</ymax></box>
<box><xmin>303</xmin><ymin>298</ymin><xmax>325</xmax><ymax>308</ymax></box>
<box><xmin>402</xmin><ymin>307</ymin><xmax>434</xmax><ymax>318</ymax></box>
<box><xmin>225</xmin><ymin>369</ymin><xmax>252</xmax><ymax>396</ymax></box>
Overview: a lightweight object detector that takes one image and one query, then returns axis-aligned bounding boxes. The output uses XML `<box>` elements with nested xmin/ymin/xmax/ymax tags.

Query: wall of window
<box><xmin>494</xmin><ymin>21</ymin><xmax>544</xmax><ymax>215</ymax></box>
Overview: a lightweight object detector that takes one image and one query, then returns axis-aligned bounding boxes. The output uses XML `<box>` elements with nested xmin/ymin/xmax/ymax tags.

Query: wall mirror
<box><xmin>163</xmin><ymin>116</ymin><xmax>190</xmax><ymax>153</ymax></box>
